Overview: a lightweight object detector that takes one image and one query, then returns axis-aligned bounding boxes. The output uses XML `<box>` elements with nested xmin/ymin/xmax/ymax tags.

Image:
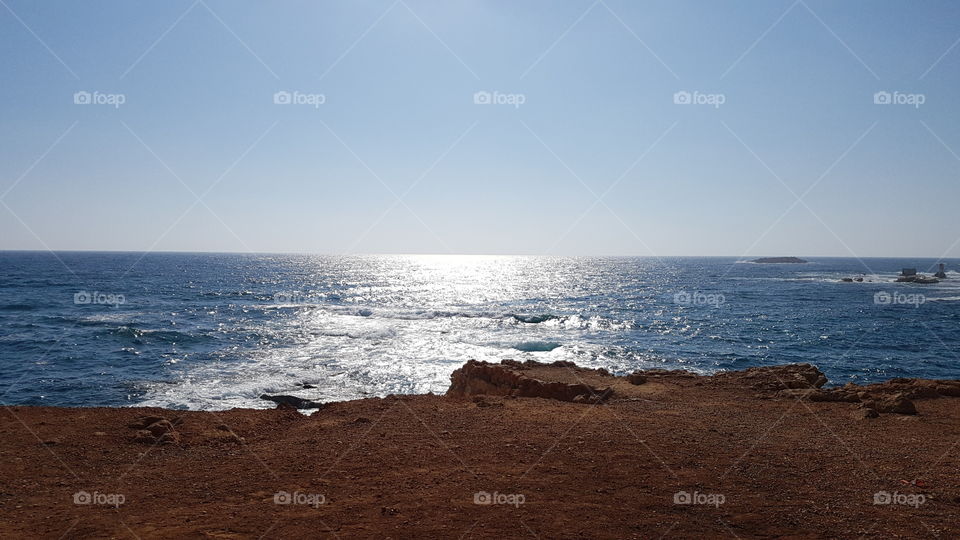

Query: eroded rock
<box><xmin>447</xmin><ymin>360</ymin><xmax>612</xmax><ymax>403</ymax></box>
<box><xmin>260</xmin><ymin>394</ymin><xmax>325</xmax><ymax>409</ymax></box>
<box><xmin>715</xmin><ymin>364</ymin><xmax>827</xmax><ymax>392</ymax></box>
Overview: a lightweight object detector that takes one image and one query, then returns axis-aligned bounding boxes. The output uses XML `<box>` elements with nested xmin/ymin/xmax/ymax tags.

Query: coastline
<box><xmin>3</xmin><ymin>361</ymin><xmax>959</xmax><ymax>538</ymax></box>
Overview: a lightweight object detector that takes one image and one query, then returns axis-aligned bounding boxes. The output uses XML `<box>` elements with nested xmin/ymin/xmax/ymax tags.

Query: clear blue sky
<box><xmin>2</xmin><ymin>0</ymin><xmax>959</xmax><ymax>257</ymax></box>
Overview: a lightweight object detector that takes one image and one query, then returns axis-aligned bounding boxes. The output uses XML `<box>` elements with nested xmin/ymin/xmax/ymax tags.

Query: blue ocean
<box><xmin>1</xmin><ymin>252</ymin><xmax>958</xmax><ymax>410</ymax></box>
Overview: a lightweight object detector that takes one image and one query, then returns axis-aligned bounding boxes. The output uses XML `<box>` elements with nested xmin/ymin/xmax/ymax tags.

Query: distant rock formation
<box><xmin>935</xmin><ymin>263</ymin><xmax>947</xmax><ymax>279</ymax></box>
<box><xmin>895</xmin><ymin>267</ymin><xmax>940</xmax><ymax>283</ymax></box>
<box><xmin>751</xmin><ymin>257</ymin><xmax>807</xmax><ymax>264</ymax></box>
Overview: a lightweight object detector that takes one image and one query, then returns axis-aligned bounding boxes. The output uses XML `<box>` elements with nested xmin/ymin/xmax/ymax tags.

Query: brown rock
<box><xmin>133</xmin><ymin>430</ymin><xmax>156</xmax><ymax>443</ymax></box>
<box><xmin>128</xmin><ymin>415</ymin><xmax>166</xmax><ymax>429</ymax></box>
<box><xmin>716</xmin><ymin>364</ymin><xmax>828</xmax><ymax>393</ymax></box>
<box><xmin>937</xmin><ymin>383</ymin><xmax>960</xmax><ymax>397</ymax></box>
<box><xmin>158</xmin><ymin>431</ymin><xmax>181</xmax><ymax>445</ymax></box>
<box><xmin>447</xmin><ymin>360</ymin><xmax>612</xmax><ymax>403</ymax></box>
<box><xmin>626</xmin><ymin>373</ymin><xmax>647</xmax><ymax>385</ymax></box>
<box><xmin>865</xmin><ymin>393</ymin><xmax>917</xmax><ymax>415</ymax></box>
<box><xmin>853</xmin><ymin>407</ymin><xmax>879</xmax><ymax>419</ymax></box>
<box><xmin>145</xmin><ymin>419</ymin><xmax>176</xmax><ymax>437</ymax></box>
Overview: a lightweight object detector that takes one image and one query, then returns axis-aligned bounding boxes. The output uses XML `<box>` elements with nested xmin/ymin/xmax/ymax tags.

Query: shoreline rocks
<box><xmin>446</xmin><ymin>359</ymin><xmax>613</xmax><ymax>403</ymax></box>
<box><xmin>445</xmin><ymin>359</ymin><xmax>960</xmax><ymax>416</ymax></box>
<box><xmin>260</xmin><ymin>394</ymin><xmax>325</xmax><ymax>409</ymax></box>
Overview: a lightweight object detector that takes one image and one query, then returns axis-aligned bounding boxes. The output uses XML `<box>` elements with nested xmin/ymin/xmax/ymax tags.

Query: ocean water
<box><xmin>1</xmin><ymin>252</ymin><xmax>958</xmax><ymax>410</ymax></box>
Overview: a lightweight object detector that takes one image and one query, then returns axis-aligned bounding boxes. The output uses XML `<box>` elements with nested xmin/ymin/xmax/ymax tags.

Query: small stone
<box><xmin>128</xmin><ymin>415</ymin><xmax>166</xmax><ymax>429</ymax></box>
<box><xmin>133</xmin><ymin>430</ymin><xmax>155</xmax><ymax>443</ymax></box>
<box><xmin>145</xmin><ymin>419</ymin><xmax>175</xmax><ymax>437</ymax></box>
<box><xmin>158</xmin><ymin>432</ymin><xmax>181</xmax><ymax>445</ymax></box>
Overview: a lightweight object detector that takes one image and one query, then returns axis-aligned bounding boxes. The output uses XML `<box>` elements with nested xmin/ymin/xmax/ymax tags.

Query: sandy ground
<box><xmin>1</xmin><ymin>362</ymin><xmax>959</xmax><ymax>539</ymax></box>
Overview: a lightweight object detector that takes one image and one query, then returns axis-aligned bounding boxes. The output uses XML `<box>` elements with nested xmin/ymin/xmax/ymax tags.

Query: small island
<box><xmin>751</xmin><ymin>256</ymin><xmax>808</xmax><ymax>264</ymax></box>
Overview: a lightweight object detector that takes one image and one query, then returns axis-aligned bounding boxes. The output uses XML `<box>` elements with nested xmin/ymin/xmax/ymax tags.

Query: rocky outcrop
<box><xmin>772</xmin><ymin>378</ymin><xmax>960</xmax><ymax>415</ymax></box>
<box><xmin>260</xmin><ymin>394</ymin><xmax>325</xmax><ymax>409</ymax></box>
<box><xmin>445</xmin><ymin>359</ymin><xmax>960</xmax><ymax>415</ymax></box>
<box><xmin>446</xmin><ymin>360</ymin><xmax>612</xmax><ymax>403</ymax></box>
<box><xmin>713</xmin><ymin>363</ymin><xmax>828</xmax><ymax>392</ymax></box>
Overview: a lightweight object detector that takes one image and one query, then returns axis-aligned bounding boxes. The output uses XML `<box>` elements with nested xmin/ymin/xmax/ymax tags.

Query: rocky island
<box><xmin>2</xmin><ymin>359</ymin><xmax>959</xmax><ymax>538</ymax></box>
<box><xmin>750</xmin><ymin>256</ymin><xmax>808</xmax><ymax>264</ymax></box>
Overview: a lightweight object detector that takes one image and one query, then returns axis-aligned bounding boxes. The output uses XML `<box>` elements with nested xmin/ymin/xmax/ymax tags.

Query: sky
<box><xmin>1</xmin><ymin>0</ymin><xmax>960</xmax><ymax>257</ymax></box>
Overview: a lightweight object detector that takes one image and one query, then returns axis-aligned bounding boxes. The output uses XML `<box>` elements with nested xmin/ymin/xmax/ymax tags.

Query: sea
<box><xmin>1</xmin><ymin>252</ymin><xmax>958</xmax><ymax>410</ymax></box>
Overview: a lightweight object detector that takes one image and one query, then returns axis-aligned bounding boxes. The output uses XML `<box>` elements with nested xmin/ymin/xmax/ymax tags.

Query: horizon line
<box><xmin>0</xmin><ymin>249</ymin><xmax>958</xmax><ymax>261</ymax></box>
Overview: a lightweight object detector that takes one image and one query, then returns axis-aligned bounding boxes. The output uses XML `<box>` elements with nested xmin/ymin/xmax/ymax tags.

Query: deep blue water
<box><xmin>1</xmin><ymin>252</ymin><xmax>958</xmax><ymax>410</ymax></box>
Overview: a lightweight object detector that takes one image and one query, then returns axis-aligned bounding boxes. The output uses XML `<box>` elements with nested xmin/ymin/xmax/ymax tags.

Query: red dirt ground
<box><xmin>1</xmin><ymin>362</ymin><xmax>959</xmax><ymax>539</ymax></box>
